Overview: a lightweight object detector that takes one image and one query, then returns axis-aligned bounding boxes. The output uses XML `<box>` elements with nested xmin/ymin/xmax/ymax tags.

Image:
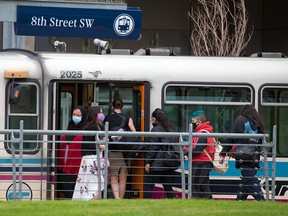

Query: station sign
<box><xmin>15</xmin><ymin>5</ymin><xmax>142</xmax><ymax>40</ymax></box>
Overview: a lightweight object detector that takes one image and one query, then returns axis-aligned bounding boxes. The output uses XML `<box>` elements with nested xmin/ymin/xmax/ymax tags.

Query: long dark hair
<box><xmin>152</xmin><ymin>108</ymin><xmax>174</xmax><ymax>132</ymax></box>
<box><xmin>85</xmin><ymin>106</ymin><xmax>102</xmax><ymax>130</ymax></box>
<box><xmin>241</xmin><ymin>105</ymin><xmax>265</xmax><ymax>133</ymax></box>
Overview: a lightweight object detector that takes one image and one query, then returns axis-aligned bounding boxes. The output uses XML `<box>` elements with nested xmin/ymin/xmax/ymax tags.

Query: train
<box><xmin>0</xmin><ymin>48</ymin><xmax>287</xmax><ymax>201</ymax></box>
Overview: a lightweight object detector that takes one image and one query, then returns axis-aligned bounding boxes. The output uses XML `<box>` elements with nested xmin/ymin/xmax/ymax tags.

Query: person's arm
<box><xmin>145</xmin><ymin>127</ymin><xmax>161</xmax><ymax>172</ymax></box>
<box><xmin>192</xmin><ymin>135</ymin><xmax>207</xmax><ymax>155</ymax></box>
<box><xmin>128</xmin><ymin>117</ymin><xmax>136</xmax><ymax>132</ymax></box>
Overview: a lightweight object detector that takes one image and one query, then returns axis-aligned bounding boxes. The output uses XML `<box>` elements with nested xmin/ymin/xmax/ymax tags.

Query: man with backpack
<box><xmin>188</xmin><ymin>110</ymin><xmax>215</xmax><ymax>199</ymax></box>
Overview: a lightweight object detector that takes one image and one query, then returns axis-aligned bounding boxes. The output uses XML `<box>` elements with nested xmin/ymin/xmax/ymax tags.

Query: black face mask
<box><xmin>192</xmin><ymin>122</ymin><xmax>197</xmax><ymax>130</ymax></box>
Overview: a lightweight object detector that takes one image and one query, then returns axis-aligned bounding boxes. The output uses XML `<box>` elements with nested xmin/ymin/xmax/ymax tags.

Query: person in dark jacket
<box><xmin>188</xmin><ymin>110</ymin><xmax>214</xmax><ymax>199</ymax></box>
<box><xmin>82</xmin><ymin>106</ymin><xmax>105</xmax><ymax>156</ymax></box>
<box><xmin>57</xmin><ymin>105</ymin><xmax>87</xmax><ymax>199</ymax></box>
<box><xmin>144</xmin><ymin>108</ymin><xmax>176</xmax><ymax>199</ymax></box>
<box><xmin>72</xmin><ymin>106</ymin><xmax>106</xmax><ymax>200</ymax></box>
<box><xmin>221</xmin><ymin>105</ymin><xmax>266</xmax><ymax>201</ymax></box>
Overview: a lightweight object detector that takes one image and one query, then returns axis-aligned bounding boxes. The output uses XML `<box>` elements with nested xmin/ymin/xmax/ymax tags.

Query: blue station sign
<box><xmin>16</xmin><ymin>5</ymin><xmax>142</xmax><ymax>39</ymax></box>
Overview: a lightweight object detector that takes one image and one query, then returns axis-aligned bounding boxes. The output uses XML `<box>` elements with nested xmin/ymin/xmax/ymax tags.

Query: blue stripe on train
<box><xmin>0</xmin><ymin>158</ymin><xmax>48</xmax><ymax>164</ymax></box>
<box><xmin>183</xmin><ymin>160</ymin><xmax>288</xmax><ymax>177</ymax></box>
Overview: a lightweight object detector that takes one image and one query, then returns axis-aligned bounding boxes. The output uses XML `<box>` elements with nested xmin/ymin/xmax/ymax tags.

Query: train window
<box><xmin>10</xmin><ymin>85</ymin><xmax>37</xmax><ymax>113</ymax></box>
<box><xmin>7</xmin><ymin>82</ymin><xmax>39</xmax><ymax>152</ymax></box>
<box><xmin>261</xmin><ymin>87</ymin><xmax>288</xmax><ymax>156</ymax></box>
<box><xmin>60</xmin><ymin>92</ymin><xmax>72</xmax><ymax>130</ymax></box>
<box><xmin>262</xmin><ymin>87</ymin><xmax>288</xmax><ymax>104</ymax></box>
<box><xmin>97</xmin><ymin>86</ymin><xmax>134</xmax><ymax>117</ymax></box>
<box><xmin>163</xmin><ymin>84</ymin><xmax>253</xmax><ymax>136</ymax></box>
<box><xmin>165</xmin><ymin>85</ymin><xmax>252</xmax><ymax>103</ymax></box>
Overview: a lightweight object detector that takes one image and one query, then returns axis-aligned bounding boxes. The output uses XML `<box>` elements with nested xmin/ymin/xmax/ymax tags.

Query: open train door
<box><xmin>130</xmin><ymin>84</ymin><xmax>150</xmax><ymax>199</ymax></box>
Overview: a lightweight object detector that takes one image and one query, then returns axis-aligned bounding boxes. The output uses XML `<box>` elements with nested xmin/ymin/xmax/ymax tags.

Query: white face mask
<box><xmin>72</xmin><ymin>116</ymin><xmax>82</xmax><ymax>124</ymax></box>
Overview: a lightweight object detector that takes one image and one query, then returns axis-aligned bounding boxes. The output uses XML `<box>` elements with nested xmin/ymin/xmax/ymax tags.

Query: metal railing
<box><xmin>0</xmin><ymin>120</ymin><xmax>276</xmax><ymax>201</ymax></box>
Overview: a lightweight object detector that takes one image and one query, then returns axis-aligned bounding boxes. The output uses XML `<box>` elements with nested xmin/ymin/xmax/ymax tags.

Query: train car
<box><xmin>0</xmin><ymin>49</ymin><xmax>287</xmax><ymax>201</ymax></box>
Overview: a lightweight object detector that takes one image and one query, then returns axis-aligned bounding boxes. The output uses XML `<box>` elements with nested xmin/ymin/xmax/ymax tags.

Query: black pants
<box><xmin>144</xmin><ymin>169</ymin><xmax>176</xmax><ymax>199</ymax></box>
<box><xmin>61</xmin><ymin>174</ymin><xmax>78</xmax><ymax>199</ymax></box>
<box><xmin>237</xmin><ymin>165</ymin><xmax>265</xmax><ymax>201</ymax></box>
<box><xmin>192</xmin><ymin>162</ymin><xmax>213</xmax><ymax>199</ymax></box>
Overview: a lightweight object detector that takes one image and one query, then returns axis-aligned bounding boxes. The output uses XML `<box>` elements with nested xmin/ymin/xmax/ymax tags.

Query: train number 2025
<box><xmin>60</xmin><ymin>71</ymin><xmax>83</xmax><ymax>79</ymax></box>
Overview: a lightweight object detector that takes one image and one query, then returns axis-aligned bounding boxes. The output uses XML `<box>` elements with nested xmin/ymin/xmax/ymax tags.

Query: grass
<box><xmin>0</xmin><ymin>199</ymin><xmax>287</xmax><ymax>216</ymax></box>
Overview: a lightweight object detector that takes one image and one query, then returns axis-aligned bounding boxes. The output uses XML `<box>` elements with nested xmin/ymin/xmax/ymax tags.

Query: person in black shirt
<box><xmin>104</xmin><ymin>98</ymin><xmax>136</xmax><ymax>199</ymax></box>
<box><xmin>82</xmin><ymin>106</ymin><xmax>105</xmax><ymax>156</ymax></box>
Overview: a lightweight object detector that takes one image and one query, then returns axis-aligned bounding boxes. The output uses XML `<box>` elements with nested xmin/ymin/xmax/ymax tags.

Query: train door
<box><xmin>130</xmin><ymin>85</ymin><xmax>148</xmax><ymax>199</ymax></box>
<box><xmin>49</xmin><ymin>81</ymin><xmax>149</xmax><ymax>199</ymax></box>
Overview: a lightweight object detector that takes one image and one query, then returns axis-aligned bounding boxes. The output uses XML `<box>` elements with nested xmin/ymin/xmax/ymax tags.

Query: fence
<box><xmin>0</xmin><ymin>121</ymin><xmax>276</xmax><ymax>201</ymax></box>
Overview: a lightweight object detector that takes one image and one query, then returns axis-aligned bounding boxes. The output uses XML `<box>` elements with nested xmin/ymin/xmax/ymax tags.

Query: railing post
<box><xmin>11</xmin><ymin>131</ymin><xmax>17</xmax><ymax>200</ymax></box>
<box><xmin>96</xmin><ymin>132</ymin><xmax>102</xmax><ymax>199</ymax></box>
<box><xmin>271</xmin><ymin>125</ymin><xmax>277</xmax><ymax>202</ymax></box>
<box><xmin>179</xmin><ymin>134</ymin><xmax>186</xmax><ymax>199</ymax></box>
<box><xmin>263</xmin><ymin>134</ymin><xmax>269</xmax><ymax>201</ymax></box>
<box><xmin>187</xmin><ymin>123</ymin><xmax>193</xmax><ymax>199</ymax></box>
<box><xmin>18</xmin><ymin>120</ymin><xmax>24</xmax><ymax>201</ymax></box>
<box><xmin>103</xmin><ymin>122</ymin><xmax>109</xmax><ymax>199</ymax></box>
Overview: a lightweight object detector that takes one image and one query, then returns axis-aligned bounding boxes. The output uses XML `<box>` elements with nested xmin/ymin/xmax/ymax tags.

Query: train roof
<box><xmin>0</xmin><ymin>49</ymin><xmax>287</xmax><ymax>86</ymax></box>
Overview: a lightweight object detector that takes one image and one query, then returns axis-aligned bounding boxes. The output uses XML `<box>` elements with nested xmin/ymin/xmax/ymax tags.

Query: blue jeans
<box><xmin>237</xmin><ymin>165</ymin><xmax>265</xmax><ymax>201</ymax></box>
<box><xmin>192</xmin><ymin>162</ymin><xmax>213</xmax><ymax>199</ymax></box>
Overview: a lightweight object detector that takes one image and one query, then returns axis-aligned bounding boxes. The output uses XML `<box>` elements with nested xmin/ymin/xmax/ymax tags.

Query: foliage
<box><xmin>189</xmin><ymin>0</ymin><xmax>253</xmax><ymax>56</ymax></box>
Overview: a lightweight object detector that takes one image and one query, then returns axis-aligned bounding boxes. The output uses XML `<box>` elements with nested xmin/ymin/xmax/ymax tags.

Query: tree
<box><xmin>189</xmin><ymin>0</ymin><xmax>253</xmax><ymax>56</ymax></box>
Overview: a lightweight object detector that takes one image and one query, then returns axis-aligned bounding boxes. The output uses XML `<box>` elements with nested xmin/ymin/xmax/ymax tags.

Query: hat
<box><xmin>191</xmin><ymin>110</ymin><xmax>205</xmax><ymax>118</ymax></box>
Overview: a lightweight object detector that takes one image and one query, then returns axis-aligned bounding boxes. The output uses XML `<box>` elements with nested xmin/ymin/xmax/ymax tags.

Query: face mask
<box><xmin>97</xmin><ymin>113</ymin><xmax>105</xmax><ymax>122</ymax></box>
<box><xmin>72</xmin><ymin>116</ymin><xmax>82</xmax><ymax>125</ymax></box>
<box><xmin>192</xmin><ymin>122</ymin><xmax>197</xmax><ymax>130</ymax></box>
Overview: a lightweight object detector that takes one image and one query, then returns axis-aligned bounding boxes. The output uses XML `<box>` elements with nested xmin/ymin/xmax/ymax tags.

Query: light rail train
<box><xmin>0</xmin><ymin>49</ymin><xmax>287</xmax><ymax>201</ymax></box>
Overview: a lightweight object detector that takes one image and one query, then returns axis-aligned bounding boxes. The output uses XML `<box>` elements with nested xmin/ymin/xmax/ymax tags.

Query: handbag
<box><xmin>204</xmin><ymin>143</ymin><xmax>229</xmax><ymax>174</ymax></box>
<box><xmin>233</xmin><ymin>145</ymin><xmax>259</xmax><ymax>162</ymax></box>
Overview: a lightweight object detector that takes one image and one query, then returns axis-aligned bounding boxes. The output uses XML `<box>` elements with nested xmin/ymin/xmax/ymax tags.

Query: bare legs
<box><xmin>111</xmin><ymin>167</ymin><xmax>127</xmax><ymax>199</ymax></box>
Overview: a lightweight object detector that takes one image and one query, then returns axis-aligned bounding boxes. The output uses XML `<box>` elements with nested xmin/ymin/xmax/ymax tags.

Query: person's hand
<box><xmin>219</xmin><ymin>151</ymin><xmax>227</xmax><ymax>157</ymax></box>
<box><xmin>145</xmin><ymin>163</ymin><xmax>150</xmax><ymax>173</ymax></box>
<box><xmin>99</xmin><ymin>144</ymin><xmax>105</xmax><ymax>151</ymax></box>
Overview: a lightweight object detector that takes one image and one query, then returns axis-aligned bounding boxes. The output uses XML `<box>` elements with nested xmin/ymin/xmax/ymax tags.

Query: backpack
<box><xmin>232</xmin><ymin>116</ymin><xmax>261</xmax><ymax>162</ymax></box>
<box><xmin>161</xmin><ymin>137</ymin><xmax>181</xmax><ymax>169</ymax></box>
<box><xmin>201</xmin><ymin>131</ymin><xmax>229</xmax><ymax>174</ymax></box>
<box><xmin>109</xmin><ymin>113</ymin><xmax>143</xmax><ymax>157</ymax></box>
<box><xmin>110</xmin><ymin>113</ymin><xmax>127</xmax><ymax>142</ymax></box>
<box><xmin>150</xmin><ymin>136</ymin><xmax>181</xmax><ymax>172</ymax></box>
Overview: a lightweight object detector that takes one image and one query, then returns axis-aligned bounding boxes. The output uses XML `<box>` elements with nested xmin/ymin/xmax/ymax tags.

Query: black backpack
<box><xmin>109</xmin><ymin>113</ymin><xmax>143</xmax><ymax>158</ymax></box>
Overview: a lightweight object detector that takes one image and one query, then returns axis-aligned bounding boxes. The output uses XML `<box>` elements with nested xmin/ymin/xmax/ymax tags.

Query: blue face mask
<box><xmin>72</xmin><ymin>116</ymin><xmax>82</xmax><ymax>125</ymax></box>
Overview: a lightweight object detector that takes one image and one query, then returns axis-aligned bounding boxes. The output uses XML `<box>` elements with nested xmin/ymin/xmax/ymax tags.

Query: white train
<box><xmin>0</xmin><ymin>49</ymin><xmax>287</xmax><ymax>201</ymax></box>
